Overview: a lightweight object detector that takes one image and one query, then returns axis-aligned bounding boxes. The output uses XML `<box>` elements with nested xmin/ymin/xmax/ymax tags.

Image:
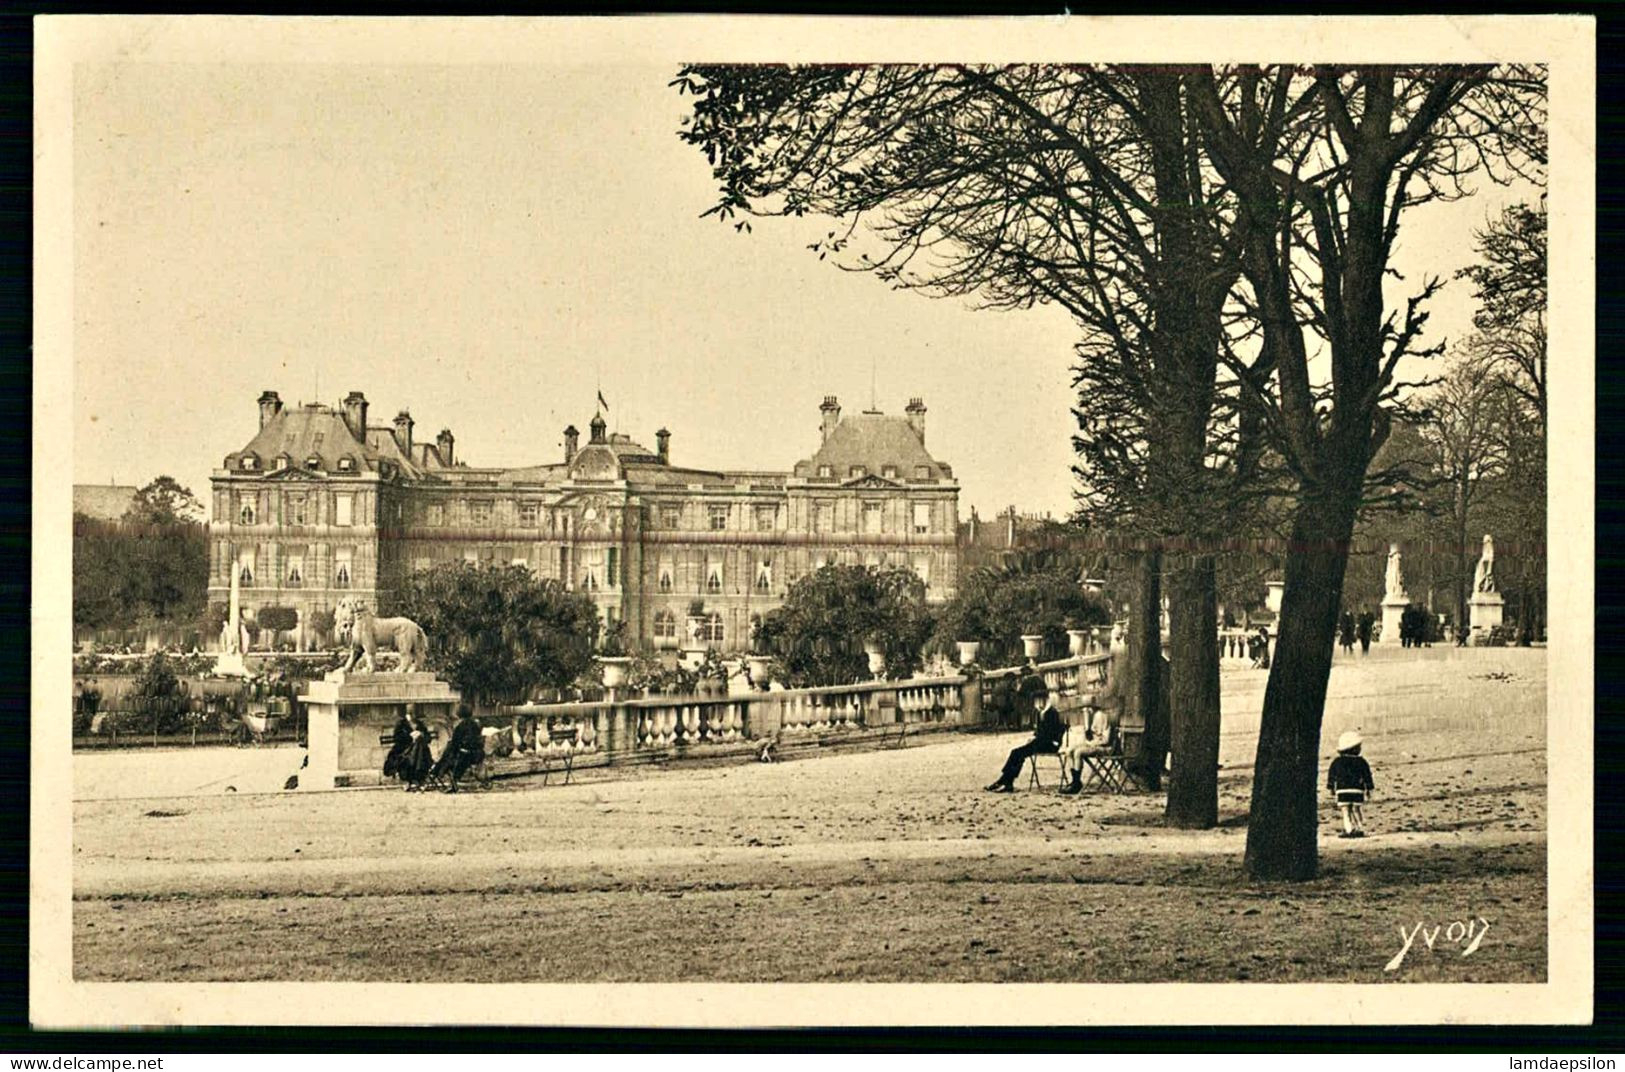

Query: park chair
<box><xmin>1062</xmin><ymin>701</ymin><xmax>1137</xmax><ymax>794</ymax></box>
<box><xmin>1026</xmin><ymin>750</ymin><xmax>1066</xmax><ymax>789</ymax></box>
<box><xmin>538</xmin><ymin>721</ymin><xmax>581</xmax><ymax>786</ymax></box>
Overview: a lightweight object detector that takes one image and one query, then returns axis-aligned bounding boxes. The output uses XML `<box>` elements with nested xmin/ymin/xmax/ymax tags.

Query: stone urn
<box><xmin>1020</xmin><ymin>634</ymin><xmax>1044</xmax><ymax>660</ymax></box>
<box><xmin>746</xmin><ymin>654</ymin><xmax>774</xmax><ymax>688</ymax></box>
<box><xmin>956</xmin><ymin>640</ymin><xmax>981</xmax><ymax>667</ymax></box>
<box><xmin>863</xmin><ymin>639</ymin><xmax>886</xmax><ymax>678</ymax></box>
<box><xmin>1066</xmin><ymin>629</ymin><xmax>1089</xmax><ymax>656</ymax></box>
<box><xmin>597</xmin><ymin>656</ymin><xmax>631</xmax><ymax>690</ymax></box>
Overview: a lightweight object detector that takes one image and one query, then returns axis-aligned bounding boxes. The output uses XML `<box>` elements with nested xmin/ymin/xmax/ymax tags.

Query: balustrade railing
<box><xmin>492</xmin><ymin>654</ymin><xmax>1105</xmax><ymax>774</ymax></box>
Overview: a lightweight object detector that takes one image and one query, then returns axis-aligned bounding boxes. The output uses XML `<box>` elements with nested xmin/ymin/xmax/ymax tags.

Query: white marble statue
<box><xmin>1383</xmin><ymin>543</ymin><xmax>1407</xmax><ymax>601</ymax></box>
<box><xmin>1473</xmin><ymin>534</ymin><xmax>1497</xmax><ymax>594</ymax></box>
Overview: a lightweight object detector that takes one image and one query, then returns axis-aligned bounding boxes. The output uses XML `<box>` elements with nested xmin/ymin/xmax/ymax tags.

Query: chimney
<box><xmin>905</xmin><ymin>397</ymin><xmax>927</xmax><ymax>442</ymax></box>
<box><xmin>563</xmin><ymin>425</ymin><xmax>579</xmax><ymax>464</ymax></box>
<box><xmin>342</xmin><ymin>391</ymin><xmax>369</xmax><ymax>440</ymax></box>
<box><xmin>590</xmin><ymin>413</ymin><xmax>607</xmax><ymax>444</ymax></box>
<box><xmin>819</xmin><ymin>395</ymin><xmax>842</xmax><ymax>444</ymax></box>
<box><xmin>257</xmin><ymin>390</ymin><xmax>283</xmax><ymax>430</ymax></box>
<box><xmin>655</xmin><ymin>428</ymin><xmax>670</xmax><ymax>464</ymax></box>
<box><xmin>435</xmin><ymin>428</ymin><xmax>455</xmax><ymax>467</ymax></box>
<box><xmin>392</xmin><ymin>410</ymin><xmax>414</xmax><ymax>455</ymax></box>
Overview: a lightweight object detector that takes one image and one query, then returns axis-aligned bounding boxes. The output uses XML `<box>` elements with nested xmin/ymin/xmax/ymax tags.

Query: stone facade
<box><xmin>210</xmin><ymin>391</ymin><xmax>961</xmax><ymax>654</ymax></box>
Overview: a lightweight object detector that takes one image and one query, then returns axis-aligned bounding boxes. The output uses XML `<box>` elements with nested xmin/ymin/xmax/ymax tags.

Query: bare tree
<box><xmin>1187</xmin><ymin>64</ymin><xmax>1546</xmax><ymax>879</ymax></box>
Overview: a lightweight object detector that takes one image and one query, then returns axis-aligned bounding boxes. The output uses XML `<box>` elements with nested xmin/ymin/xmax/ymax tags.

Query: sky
<box><xmin>72</xmin><ymin>61</ymin><xmax>1534</xmax><ymax>522</ymax></box>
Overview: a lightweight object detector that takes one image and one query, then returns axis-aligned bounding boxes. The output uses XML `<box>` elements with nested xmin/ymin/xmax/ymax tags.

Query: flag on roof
<box><xmin>597</xmin><ymin>390</ymin><xmax>609</xmax><ymax>412</ymax></box>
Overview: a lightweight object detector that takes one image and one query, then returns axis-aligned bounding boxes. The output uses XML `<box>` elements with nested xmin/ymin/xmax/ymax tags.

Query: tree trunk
<box><xmin>1166</xmin><ymin>552</ymin><xmax>1220</xmax><ymax>828</ymax></box>
<box><xmin>1243</xmin><ymin>488</ymin><xmax>1360</xmax><ymax>881</ymax></box>
<box><xmin>1122</xmin><ymin>549</ymin><xmax>1167</xmax><ymax>790</ymax></box>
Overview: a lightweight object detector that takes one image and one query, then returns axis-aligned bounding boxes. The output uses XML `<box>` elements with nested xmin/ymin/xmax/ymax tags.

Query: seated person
<box><xmin>985</xmin><ymin>690</ymin><xmax>1065</xmax><ymax>793</ymax></box>
<box><xmin>432</xmin><ymin>703</ymin><xmax>485</xmax><ymax>792</ymax></box>
<box><xmin>1058</xmin><ymin>651</ymin><xmax>1123</xmax><ymax>795</ymax></box>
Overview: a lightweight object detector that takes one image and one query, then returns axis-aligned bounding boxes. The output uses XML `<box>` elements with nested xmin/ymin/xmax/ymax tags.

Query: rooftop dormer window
<box><xmin>239</xmin><ymin>453</ymin><xmax>259</xmax><ymax>471</ymax></box>
<box><xmin>337</xmin><ymin>456</ymin><xmax>356</xmax><ymax>473</ymax></box>
<box><xmin>817</xmin><ymin>464</ymin><xmax>833</xmax><ymax>478</ymax></box>
<box><xmin>273</xmin><ymin>455</ymin><xmax>289</xmax><ymax>471</ymax></box>
<box><xmin>306</xmin><ymin>455</ymin><xmax>322</xmax><ymax>470</ymax></box>
<box><xmin>882</xmin><ymin>465</ymin><xmax>898</xmax><ymax>479</ymax></box>
<box><xmin>849</xmin><ymin>465</ymin><xmax>867</xmax><ymax>479</ymax></box>
<box><xmin>913</xmin><ymin>465</ymin><xmax>931</xmax><ymax>480</ymax></box>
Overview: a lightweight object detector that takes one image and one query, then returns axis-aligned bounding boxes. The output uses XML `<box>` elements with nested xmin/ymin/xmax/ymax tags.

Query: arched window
<box><xmin>755</xmin><ymin>558</ymin><xmax>772</xmax><ymax>592</ymax></box>
<box><xmin>239</xmin><ymin>453</ymin><xmax>259</xmax><ymax>471</ymax></box>
<box><xmin>239</xmin><ymin>500</ymin><xmax>256</xmax><ymax>526</ymax></box>
<box><xmin>653</xmin><ymin>610</ymin><xmax>676</xmax><ymax>639</ymax></box>
<box><xmin>658</xmin><ymin>565</ymin><xmax>673</xmax><ymax>593</ymax></box>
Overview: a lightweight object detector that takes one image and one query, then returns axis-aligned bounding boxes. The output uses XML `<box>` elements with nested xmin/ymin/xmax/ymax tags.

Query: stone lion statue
<box><xmin>334</xmin><ymin>597</ymin><xmax>428</xmax><ymax>674</ymax></box>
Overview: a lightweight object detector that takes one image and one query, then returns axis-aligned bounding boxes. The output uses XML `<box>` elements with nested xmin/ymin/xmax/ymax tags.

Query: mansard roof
<box><xmin>793</xmin><ymin>411</ymin><xmax>953</xmax><ymax>481</ymax></box>
<box><xmin>227</xmin><ymin>405</ymin><xmax>391</xmax><ymax>476</ymax></box>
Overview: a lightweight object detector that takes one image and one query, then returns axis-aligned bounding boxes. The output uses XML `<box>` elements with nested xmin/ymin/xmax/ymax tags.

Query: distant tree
<box><xmin>1458</xmin><ymin>199</ymin><xmax>1546</xmax><ymax>422</ymax></box>
<box><xmin>125</xmin><ymin>476</ymin><xmax>204</xmax><ymax>526</ymax></box>
<box><xmin>394</xmin><ymin>563</ymin><xmax>600</xmax><ymax>707</ymax></box>
<box><xmin>755</xmin><ymin>565</ymin><xmax>935</xmax><ymax>687</ymax></box>
<box><xmin>936</xmin><ymin>558</ymin><xmax>1112</xmax><ymax>667</ymax></box>
<box><xmin>257</xmin><ymin>606</ymin><xmax>299</xmax><ymax>649</ymax></box>
<box><xmin>308</xmin><ymin>607</ymin><xmax>337</xmax><ymax>649</ymax></box>
<box><xmin>72</xmin><ymin>510</ymin><xmax>208</xmax><ymax>634</ymax></box>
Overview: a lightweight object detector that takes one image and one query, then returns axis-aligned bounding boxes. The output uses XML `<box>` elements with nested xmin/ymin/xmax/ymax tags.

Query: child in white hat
<box><xmin>1328</xmin><ymin>730</ymin><xmax>1375</xmax><ymax>838</ymax></box>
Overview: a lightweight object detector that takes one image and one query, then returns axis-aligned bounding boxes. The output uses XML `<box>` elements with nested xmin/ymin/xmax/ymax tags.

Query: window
<box><xmin>425</xmin><ymin>502</ymin><xmax>444</xmax><ymax>526</ymax></box>
<box><xmin>660</xmin><ymin>505</ymin><xmax>681</xmax><ymax>529</ymax></box>
<box><xmin>755</xmin><ymin>505</ymin><xmax>776</xmax><ymax>532</ymax></box>
<box><xmin>519</xmin><ymin>503</ymin><xmax>539</xmax><ymax>527</ymax></box>
<box><xmin>284</xmin><ymin>554</ymin><xmax>304</xmax><ymax>587</ymax></box>
<box><xmin>706</xmin><ymin>561</ymin><xmax>723</xmax><ymax>593</ymax></box>
<box><xmin>817</xmin><ymin>464</ymin><xmax>833</xmax><ymax>478</ymax></box>
<box><xmin>607</xmin><ymin>547</ymin><xmax>620</xmax><ymax>588</ymax></box>
<box><xmin>285</xmin><ymin>495</ymin><xmax>307</xmax><ymax>526</ymax></box>
<box><xmin>850</xmin><ymin>465</ymin><xmax>867</xmax><ymax>479</ymax></box>
<box><xmin>469</xmin><ymin>500</ymin><xmax>492</xmax><ymax>524</ymax></box>
<box><xmin>708</xmin><ymin>505</ymin><xmax>728</xmax><ymax>531</ymax></box>
<box><xmin>863</xmin><ymin>501</ymin><xmax>883</xmax><ymax>535</ymax></box>
<box><xmin>912</xmin><ymin>555</ymin><xmax>931</xmax><ymax>585</ymax></box>
<box><xmin>912</xmin><ymin>502</ymin><xmax>931</xmax><ymax>534</ymax></box>
<box><xmin>704</xmin><ymin>612</ymin><xmax>725</xmax><ymax>645</ymax></box>
<box><xmin>914</xmin><ymin>465</ymin><xmax>931</xmax><ymax>480</ymax></box>
<box><xmin>755</xmin><ymin>558</ymin><xmax>772</xmax><ymax>593</ymax></box>
<box><xmin>334</xmin><ymin>494</ymin><xmax>354</xmax><ymax>527</ymax></box>
<box><xmin>815</xmin><ymin>501</ymin><xmax>833</xmax><ymax>534</ymax></box>
<box><xmin>882</xmin><ymin>465</ymin><xmax>898</xmax><ymax>480</ymax></box>
<box><xmin>273</xmin><ymin>455</ymin><xmax>288</xmax><ymax>471</ymax></box>
<box><xmin>658</xmin><ymin>562</ymin><xmax>673</xmax><ymax>593</ymax></box>
<box><xmin>337</xmin><ymin>456</ymin><xmax>355</xmax><ymax>472</ymax></box>
<box><xmin>238</xmin><ymin>498</ymin><xmax>257</xmax><ymax>526</ymax></box>
<box><xmin>653</xmin><ymin>610</ymin><xmax>677</xmax><ymax>640</ymax></box>
<box><xmin>240</xmin><ymin>454</ymin><xmax>259</xmax><ymax>471</ymax></box>
<box><xmin>582</xmin><ymin>567</ymin><xmax>599</xmax><ymax>591</ymax></box>
<box><xmin>306</xmin><ymin>455</ymin><xmax>322</xmax><ymax>470</ymax></box>
<box><xmin>334</xmin><ymin>547</ymin><xmax>352</xmax><ymax>589</ymax></box>
<box><xmin>237</xmin><ymin>548</ymin><xmax>256</xmax><ymax>586</ymax></box>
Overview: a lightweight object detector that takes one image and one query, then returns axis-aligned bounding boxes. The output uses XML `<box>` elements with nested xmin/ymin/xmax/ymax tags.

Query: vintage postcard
<box><xmin>32</xmin><ymin>15</ymin><xmax>1594</xmax><ymax>1028</ymax></box>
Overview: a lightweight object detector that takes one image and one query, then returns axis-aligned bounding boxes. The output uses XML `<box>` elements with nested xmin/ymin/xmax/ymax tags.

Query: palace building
<box><xmin>209</xmin><ymin>390</ymin><xmax>961</xmax><ymax>653</ymax></box>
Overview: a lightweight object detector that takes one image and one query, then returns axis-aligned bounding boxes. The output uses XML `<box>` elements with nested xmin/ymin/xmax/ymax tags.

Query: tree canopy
<box><xmin>754</xmin><ymin>565</ymin><xmax>935</xmax><ymax>687</ymax></box>
<box><xmin>393</xmin><ymin>563</ymin><xmax>600</xmax><ymax>707</ymax></box>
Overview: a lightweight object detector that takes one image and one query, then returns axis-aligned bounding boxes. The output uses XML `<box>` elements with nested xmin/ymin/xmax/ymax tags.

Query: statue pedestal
<box><xmin>299</xmin><ymin>671</ymin><xmax>460</xmax><ymax>790</ymax></box>
<box><xmin>1469</xmin><ymin>591</ymin><xmax>1505</xmax><ymax>639</ymax></box>
<box><xmin>1379</xmin><ymin>595</ymin><xmax>1409</xmax><ymax>644</ymax></box>
<box><xmin>212</xmin><ymin>652</ymin><xmax>249</xmax><ymax>677</ymax></box>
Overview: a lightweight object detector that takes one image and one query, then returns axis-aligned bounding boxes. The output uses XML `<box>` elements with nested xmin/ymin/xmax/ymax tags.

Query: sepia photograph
<box><xmin>31</xmin><ymin>15</ymin><xmax>1594</xmax><ymax>1028</ymax></box>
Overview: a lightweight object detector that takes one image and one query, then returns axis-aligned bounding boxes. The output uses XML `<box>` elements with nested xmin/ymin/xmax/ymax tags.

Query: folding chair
<box><xmin>1026</xmin><ymin>750</ymin><xmax>1065</xmax><ymax>789</ymax></box>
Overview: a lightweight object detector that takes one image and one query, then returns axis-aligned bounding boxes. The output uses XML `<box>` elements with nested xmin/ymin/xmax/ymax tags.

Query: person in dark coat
<box><xmin>1356</xmin><ymin>609</ymin><xmax>1374</xmax><ymax>654</ymax></box>
<box><xmin>399</xmin><ymin>713</ymin><xmax>434</xmax><ymax>790</ymax></box>
<box><xmin>1339</xmin><ymin>611</ymin><xmax>1356</xmax><ymax>654</ymax></box>
<box><xmin>1327</xmin><ymin>730</ymin><xmax>1376</xmax><ymax>837</ymax></box>
<box><xmin>436</xmin><ymin>703</ymin><xmax>485</xmax><ymax>793</ymax></box>
<box><xmin>1254</xmin><ymin>625</ymin><xmax>1271</xmax><ymax>669</ymax></box>
<box><xmin>383</xmin><ymin>711</ymin><xmax>414</xmax><ymax>784</ymax></box>
<box><xmin>985</xmin><ymin>691</ymin><xmax>1065</xmax><ymax>793</ymax></box>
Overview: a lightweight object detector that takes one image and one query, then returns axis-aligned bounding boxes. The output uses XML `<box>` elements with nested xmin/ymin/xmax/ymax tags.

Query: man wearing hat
<box><xmin>985</xmin><ymin>688</ymin><xmax>1065</xmax><ymax>793</ymax></box>
<box><xmin>1327</xmin><ymin>730</ymin><xmax>1376</xmax><ymax>837</ymax></box>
